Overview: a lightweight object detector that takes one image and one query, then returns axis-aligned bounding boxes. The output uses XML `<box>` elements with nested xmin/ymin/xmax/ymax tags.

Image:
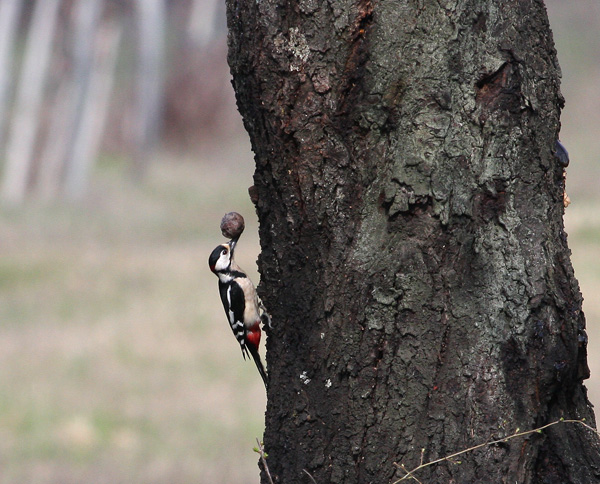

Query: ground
<box><xmin>0</xmin><ymin>142</ymin><xmax>267</xmax><ymax>484</ymax></box>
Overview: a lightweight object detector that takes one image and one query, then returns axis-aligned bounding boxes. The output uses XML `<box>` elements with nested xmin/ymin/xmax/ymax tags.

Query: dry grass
<box><xmin>0</xmin><ymin>145</ymin><xmax>266</xmax><ymax>484</ymax></box>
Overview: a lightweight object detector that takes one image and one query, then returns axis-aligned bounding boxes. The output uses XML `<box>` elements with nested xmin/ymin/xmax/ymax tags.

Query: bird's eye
<box><xmin>222</xmin><ymin>248</ymin><xmax>228</xmax><ymax>255</ymax></box>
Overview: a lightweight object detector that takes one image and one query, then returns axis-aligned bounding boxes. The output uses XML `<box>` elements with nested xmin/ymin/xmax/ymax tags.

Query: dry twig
<box><xmin>392</xmin><ymin>418</ymin><xmax>598</xmax><ymax>483</ymax></box>
<box><xmin>255</xmin><ymin>438</ymin><xmax>275</xmax><ymax>484</ymax></box>
<box><xmin>303</xmin><ymin>468</ymin><xmax>318</xmax><ymax>483</ymax></box>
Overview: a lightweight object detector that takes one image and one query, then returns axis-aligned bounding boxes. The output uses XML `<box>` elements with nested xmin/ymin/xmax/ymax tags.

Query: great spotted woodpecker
<box><xmin>208</xmin><ymin>235</ymin><xmax>270</xmax><ymax>387</ymax></box>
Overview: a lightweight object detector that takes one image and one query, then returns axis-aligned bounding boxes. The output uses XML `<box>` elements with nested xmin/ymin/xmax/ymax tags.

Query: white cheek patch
<box><xmin>216</xmin><ymin>252</ymin><xmax>230</xmax><ymax>272</ymax></box>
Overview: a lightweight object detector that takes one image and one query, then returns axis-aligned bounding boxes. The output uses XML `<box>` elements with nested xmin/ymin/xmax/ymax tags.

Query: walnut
<box><xmin>220</xmin><ymin>212</ymin><xmax>245</xmax><ymax>239</ymax></box>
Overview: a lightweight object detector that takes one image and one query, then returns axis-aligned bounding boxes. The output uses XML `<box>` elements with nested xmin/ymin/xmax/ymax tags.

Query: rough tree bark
<box><xmin>227</xmin><ymin>0</ymin><xmax>600</xmax><ymax>482</ymax></box>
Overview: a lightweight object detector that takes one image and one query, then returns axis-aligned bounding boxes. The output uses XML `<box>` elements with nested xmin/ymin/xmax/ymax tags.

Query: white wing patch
<box><xmin>226</xmin><ymin>286</ymin><xmax>234</xmax><ymax>323</ymax></box>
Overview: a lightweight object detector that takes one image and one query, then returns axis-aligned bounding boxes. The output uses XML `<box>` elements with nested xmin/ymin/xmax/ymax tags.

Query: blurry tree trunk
<box><xmin>227</xmin><ymin>0</ymin><xmax>600</xmax><ymax>483</ymax></box>
<box><xmin>0</xmin><ymin>0</ymin><xmax>23</xmax><ymax>151</ymax></box>
<box><xmin>187</xmin><ymin>0</ymin><xmax>221</xmax><ymax>47</ymax></box>
<box><xmin>132</xmin><ymin>0</ymin><xmax>165</xmax><ymax>179</ymax></box>
<box><xmin>64</xmin><ymin>8</ymin><xmax>120</xmax><ymax>199</ymax></box>
<box><xmin>1</xmin><ymin>0</ymin><xmax>60</xmax><ymax>203</ymax></box>
<box><xmin>37</xmin><ymin>78</ymin><xmax>75</xmax><ymax>199</ymax></box>
<box><xmin>38</xmin><ymin>0</ymin><xmax>103</xmax><ymax>199</ymax></box>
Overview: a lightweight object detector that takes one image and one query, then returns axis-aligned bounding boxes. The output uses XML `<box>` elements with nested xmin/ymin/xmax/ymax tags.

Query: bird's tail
<box><xmin>247</xmin><ymin>343</ymin><xmax>268</xmax><ymax>388</ymax></box>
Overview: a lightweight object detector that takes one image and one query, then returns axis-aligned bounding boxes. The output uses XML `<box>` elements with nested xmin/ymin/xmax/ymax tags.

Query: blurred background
<box><xmin>0</xmin><ymin>0</ymin><xmax>597</xmax><ymax>483</ymax></box>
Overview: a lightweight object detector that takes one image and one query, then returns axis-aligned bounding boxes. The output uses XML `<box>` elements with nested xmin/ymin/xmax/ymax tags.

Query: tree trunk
<box><xmin>132</xmin><ymin>0</ymin><xmax>165</xmax><ymax>179</ymax></box>
<box><xmin>226</xmin><ymin>0</ymin><xmax>600</xmax><ymax>483</ymax></box>
<box><xmin>60</xmin><ymin>0</ymin><xmax>103</xmax><ymax>199</ymax></box>
<box><xmin>1</xmin><ymin>0</ymin><xmax>60</xmax><ymax>203</ymax></box>
<box><xmin>64</xmin><ymin>15</ymin><xmax>122</xmax><ymax>199</ymax></box>
<box><xmin>38</xmin><ymin>0</ymin><xmax>104</xmax><ymax>200</ymax></box>
<box><xmin>0</xmin><ymin>0</ymin><xmax>23</xmax><ymax>151</ymax></box>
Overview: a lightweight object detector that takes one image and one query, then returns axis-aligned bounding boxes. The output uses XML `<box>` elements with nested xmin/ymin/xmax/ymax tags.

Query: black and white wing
<box><xmin>218</xmin><ymin>280</ymin><xmax>249</xmax><ymax>359</ymax></box>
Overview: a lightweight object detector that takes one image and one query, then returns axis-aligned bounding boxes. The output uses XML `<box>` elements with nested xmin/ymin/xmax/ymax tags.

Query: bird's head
<box><xmin>208</xmin><ymin>236</ymin><xmax>239</xmax><ymax>274</ymax></box>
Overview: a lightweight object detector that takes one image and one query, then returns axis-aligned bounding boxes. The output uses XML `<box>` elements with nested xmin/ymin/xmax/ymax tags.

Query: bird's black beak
<box><xmin>229</xmin><ymin>235</ymin><xmax>240</xmax><ymax>254</ymax></box>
